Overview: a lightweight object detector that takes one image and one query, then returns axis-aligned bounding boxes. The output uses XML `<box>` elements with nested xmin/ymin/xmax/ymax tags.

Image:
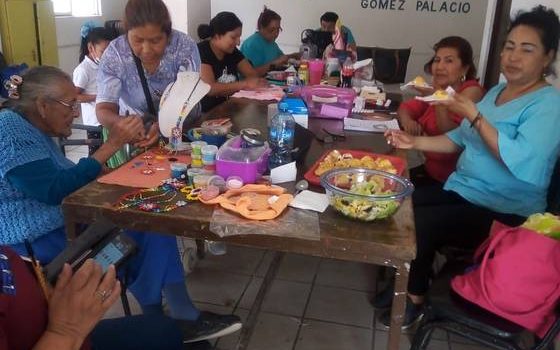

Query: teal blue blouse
<box><xmin>445</xmin><ymin>83</ymin><xmax>560</xmax><ymax>217</ymax></box>
<box><xmin>240</xmin><ymin>32</ymin><xmax>284</xmax><ymax>68</ymax></box>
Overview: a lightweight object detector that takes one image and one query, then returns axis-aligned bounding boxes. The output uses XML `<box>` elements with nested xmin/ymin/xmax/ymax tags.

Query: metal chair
<box><xmin>58</xmin><ymin>124</ymin><xmax>103</xmax><ymax>156</ymax></box>
<box><xmin>356</xmin><ymin>46</ymin><xmax>411</xmax><ymax>84</ymax></box>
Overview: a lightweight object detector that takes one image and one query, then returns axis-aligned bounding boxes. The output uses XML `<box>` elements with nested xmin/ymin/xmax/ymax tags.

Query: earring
<box><xmin>461</xmin><ymin>75</ymin><xmax>466</xmax><ymax>82</ymax></box>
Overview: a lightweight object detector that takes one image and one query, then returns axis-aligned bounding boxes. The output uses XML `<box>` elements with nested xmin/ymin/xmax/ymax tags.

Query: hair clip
<box><xmin>4</xmin><ymin>75</ymin><xmax>22</xmax><ymax>100</ymax></box>
<box><xmin>80</xmin><ymin>20</ymin><xmax>99</xmax><ymax>39</ymax></box>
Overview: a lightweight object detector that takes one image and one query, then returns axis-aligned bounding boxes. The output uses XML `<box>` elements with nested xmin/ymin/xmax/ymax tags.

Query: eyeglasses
<box><xmin>53</xmin><ymin>98</ymin><xmax>80</xmax><ymax>112</ymax></box>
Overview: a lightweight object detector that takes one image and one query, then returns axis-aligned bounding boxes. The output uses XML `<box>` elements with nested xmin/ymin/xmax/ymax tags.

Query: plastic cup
<box><xmin>308</xmin><ymin>59</ymin><xmax>325</xmax><ymax>85</ymax></box>
<box><xmin>226</xmin><ymin>176</ymin><xmax>244</xmax><ymax>190</ymax></box>
<box><xmin>193</xmin><ymin>174</ymin><xmax>211</xmax><ymax>189</ymax></box>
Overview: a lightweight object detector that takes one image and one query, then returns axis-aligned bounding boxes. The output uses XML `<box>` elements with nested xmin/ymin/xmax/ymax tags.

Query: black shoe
<box><xmin>183</xmin><ymin>340</ymin><xmax>212</xmax><ymax>350</ymax></box>
<box><xmin>179</xmin><ymin>311</ymin><xmax>242</xmax><ymax>343</ymax></box>
<box><xmin>378</xmin><ymin>298</ymin><xmax>424</xmax><ymax>330</ymax></box>
<box><xmin>371</xmin><ymin>284</ymin><xmax>395</xmax><ymax>310</ymax></box>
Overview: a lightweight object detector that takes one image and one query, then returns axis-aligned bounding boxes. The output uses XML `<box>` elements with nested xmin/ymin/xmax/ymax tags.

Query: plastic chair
<box><xmin>356</xmin><ymin>46</ymin><xmax>411</xmax><ymax>84</ymax></box>
<box><xmin>410</xmin><ymin>158</ymin><xmax>560</xmax><ymax>350</ymax></box>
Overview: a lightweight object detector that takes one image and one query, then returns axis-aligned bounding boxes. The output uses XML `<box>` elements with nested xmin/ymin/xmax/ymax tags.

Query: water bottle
<box><xmin>268</xmin><ymin>102</ymin><xmax>295</xmax><ymax>170</ymax></box>
<box><xmin>340</xmin><ymin>57</ymin><xmax>354</xmax><ymax>88</ymax></box>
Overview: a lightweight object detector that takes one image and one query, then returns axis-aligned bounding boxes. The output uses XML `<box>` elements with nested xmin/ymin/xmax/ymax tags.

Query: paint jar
<box><xmin>207</xmin><ymin>175</ymin><xmax>226</xmax><ymax>192</ymax></box>
<box><xmin>170</xmin><ymin>162</ymin><xmax>188</xmax><ymax>180</ymax></box>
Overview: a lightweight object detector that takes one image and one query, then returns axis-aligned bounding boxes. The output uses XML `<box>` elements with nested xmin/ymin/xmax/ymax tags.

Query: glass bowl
<box><xmin>320</xmin><ymin>168</ymin><xmax>414</xmax><ymax>221</ymax></box>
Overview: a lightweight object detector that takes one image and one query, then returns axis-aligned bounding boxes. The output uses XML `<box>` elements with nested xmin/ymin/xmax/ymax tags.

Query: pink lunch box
<box><xmin>215</xmin><ymin>136</ymin><xmax>270</xmax><ymax>184</ymax></box>
<box><xmin>300</xmin><ymin>85</ymin><xmax>357</xmax><ymax>119</ymax></box>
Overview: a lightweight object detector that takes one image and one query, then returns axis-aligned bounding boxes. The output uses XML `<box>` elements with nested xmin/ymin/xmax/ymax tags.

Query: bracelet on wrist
<box><xmin>470</xmin><ymin>112</ymin><xmax>482</xmax><ymax>128</ymax></box>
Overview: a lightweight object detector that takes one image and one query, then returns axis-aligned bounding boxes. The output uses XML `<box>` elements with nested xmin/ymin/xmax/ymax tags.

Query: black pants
<box><xmin>408</xmin><ymin>176</ymin><xmax>525</xmax><ymax>295</ymax></box>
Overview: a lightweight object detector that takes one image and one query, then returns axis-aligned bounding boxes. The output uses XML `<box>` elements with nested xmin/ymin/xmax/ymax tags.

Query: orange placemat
<box><xmin>98</xmin><ymin>150</ymin><xmax>191</xmax><ymax>188</ymax></box>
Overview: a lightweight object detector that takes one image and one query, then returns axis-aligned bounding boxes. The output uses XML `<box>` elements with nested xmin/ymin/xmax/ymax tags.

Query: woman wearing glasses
<box><xmin>240</xmin><ymin>7</ymin><xmax>299</xmax><ymax>76</ymax></box>
<box><xmin>0</xmin><ymin>66</ymin><xmax>240</xmax><ymax>346</ymax></box>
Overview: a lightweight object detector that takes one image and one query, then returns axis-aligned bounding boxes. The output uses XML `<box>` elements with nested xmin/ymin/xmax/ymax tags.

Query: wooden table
<box><xmin>62</xmin><ymin>98</ymin><xmax>416</xmax><ymax>350</ymax></box>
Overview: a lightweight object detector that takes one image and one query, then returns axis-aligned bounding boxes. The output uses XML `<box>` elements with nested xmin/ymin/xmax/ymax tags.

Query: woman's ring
<box><xmin>95</xmin><ymin>289</ymin><xmax>110</xmax><ymax>301</ymax></box>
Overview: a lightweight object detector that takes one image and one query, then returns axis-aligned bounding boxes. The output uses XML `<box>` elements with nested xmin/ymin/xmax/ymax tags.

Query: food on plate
<box><xmin>412</xmin><ymin>76</ymin><xmax>427</xmax><ymax>86</ymax></box>
<box><xmin>432</xmin><ymin>89</ymin><xmax>450</xmax><ymax>100</ymax></box>
<box><xmin>314</xmin><ymin>150</ymin><xmax>397</xmax><ymax>176</ymax></box>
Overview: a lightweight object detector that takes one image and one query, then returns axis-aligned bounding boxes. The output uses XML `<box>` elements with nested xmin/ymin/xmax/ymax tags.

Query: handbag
<box><xmin>451</xmin><ymin>221</ymin><xmax>560</xmax><ymax>337</ymax></box>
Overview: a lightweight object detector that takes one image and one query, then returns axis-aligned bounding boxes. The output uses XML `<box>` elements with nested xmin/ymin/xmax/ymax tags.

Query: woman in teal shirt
<box><xmin>240</xmin><ymin>7</ymin><xmax>299</xmax><ymax>76</ymax></box>
<box><xmin>379</xmin><ymin>5</ymin><xmax>560</xmax><ymax>329</ymax></box>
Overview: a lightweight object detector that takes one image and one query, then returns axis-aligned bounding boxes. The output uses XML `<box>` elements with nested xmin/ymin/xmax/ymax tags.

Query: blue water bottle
<box><xmin>268</xmin><ymin>102</ymin><xmax>295</xmax><ymax>169</ymax></box>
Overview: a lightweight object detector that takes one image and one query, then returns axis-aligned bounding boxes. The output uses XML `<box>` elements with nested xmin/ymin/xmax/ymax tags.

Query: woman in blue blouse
<box><xmin>240</xmin><ymin>7</ymin><xmax>299</xmax><ymax>76</ymax></box>
<box><xmin>0</xmin><ymin>67</ymin><xmax>239</xmax><ymax>346</ymax></box>
<box><xmin>96</xmin><ymin>0</ymin><xmax>201</xmax><ymax>159</ymax></box>
<box><xmin>380</xmin><ymin>5</ymin><xmax>560</xmax><ymax>328</ymax></box>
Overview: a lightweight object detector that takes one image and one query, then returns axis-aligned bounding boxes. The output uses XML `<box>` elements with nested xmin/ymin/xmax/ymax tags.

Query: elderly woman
<box><xmin>0</xmin><ymin>66</ymin><xmax>240</xmax><ymax>344</ymax></box>
<box><xmin>96</xmin><ymin>0</ymin><xmax>201</xmax><ymax>167</ymax></box>
<box><xmin>399</xmin><ymin>36</ymin><xmax>484</xmax><ymax>185</ymax></box>
<box><xmin>198</xmin><ymin>11</ymin><xmax>267</xmax><ymax>112</ymax></box>
<box><xmin>240</xmin><ymin>7</ymin><xmax>299</xmax><ymax>76</ymax></box>
<box><xmin>378</xmin><ymin>5</ymin><xmax>560</xmax><ymax>328</ymax></box>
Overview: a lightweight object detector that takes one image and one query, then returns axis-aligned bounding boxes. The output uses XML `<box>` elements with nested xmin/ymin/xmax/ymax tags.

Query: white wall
<box><xmin>511</xmin><ymin>0</ymin><xmax>560</xmax><ymax>89</ymax></box>
<box><xmin>187</xmin><ymin>0</ymin><xmax>211</xmax><ymax>40</ymax></box>
<box><xmin>55</xmin><ymin>0</ymin><xmax>127</xmax><ymax>75</ymax></box>
<box><xmin>211</xmin><ymin>0</ymin><xmax>492</xmax><ymax>82</ymax></box>
<box><xmin>163</xmin><ymin>0</ymin><xmax>189</xmax><ymax>34</ymax></box>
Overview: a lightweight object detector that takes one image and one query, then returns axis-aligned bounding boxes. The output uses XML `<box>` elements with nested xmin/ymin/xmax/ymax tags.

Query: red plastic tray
<box><xmin>304</xmin><ymin>149</ymin><xmax>407</xmax><ymax>186</ymax></box>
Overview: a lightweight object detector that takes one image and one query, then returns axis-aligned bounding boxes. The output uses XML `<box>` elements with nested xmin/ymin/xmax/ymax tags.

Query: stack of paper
<box><xmin>343</xmin><ymin>116</ymin><xmax>400</xmax><ymax>133</ymax></box>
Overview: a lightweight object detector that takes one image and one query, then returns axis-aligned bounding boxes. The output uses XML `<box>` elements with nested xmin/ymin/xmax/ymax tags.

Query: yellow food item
<box><xmin>314</xmin><ymin>150</ymin><xmax>397</xmax><ymax>176</ymax></box>
<box><xmin>433</xmin><ymin>89</ymin><xmax>449</xmax><ymax>99</ymax></box>
<box><xmin>413</xmin><ymin>76</ymin><xmax>426</xmax><ymax>86</ymax></box>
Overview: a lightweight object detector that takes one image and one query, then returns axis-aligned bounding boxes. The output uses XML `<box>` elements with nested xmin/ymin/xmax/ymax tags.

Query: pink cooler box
<box><xmin>300</xmin><ymin>85</ymin><xmax>357</xmax><ymax>119</ymax></box>
<box><xmin>216</xmin><ymin>136</ymin><xmax>270</xmax><ymax>184</ymax></box>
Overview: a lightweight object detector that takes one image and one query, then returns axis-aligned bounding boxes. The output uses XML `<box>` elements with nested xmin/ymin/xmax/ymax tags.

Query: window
<box><xmin>52</xmin><ymin>0</ymin><xmax>102</xmax><ymax>17</ymax></box>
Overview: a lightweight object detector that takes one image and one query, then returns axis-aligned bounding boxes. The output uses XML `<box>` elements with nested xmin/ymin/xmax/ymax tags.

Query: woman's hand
<box><xmin>400</xmin><ymin>116</ymin><xmax>424</xmax><ymax>136</ymax></box>
<box><xmin>436</xmin><ymin>93</ymin><xmax>479</xmax><ymax>122</ymax></box>
<box><xmin>243</xmin><ymin>77</ymin><xmax>269</xmax><ymax>90</ymax></box>
<box><xmin>384</xmin><ymin>129</ymin><xmax>416</xmax><ymax>149</ymax></box>
<box><xmin>271</xmin><ymin>55</ymin><xmax>289</xmax><ymax>67</ymax></box>
<box><xmin>45</xmin><ymin>260</ymin><xmax>121</xmax><ymax>347</ymax></box>
<box><xmin>106</xmin><ymin>116</ymin><xmax>144</xmax><ymax>149</ymax></box>
<box><xmin>134</xmin><ymin>122</ymin><xmax>160</xmax><ymax>148</ymax></box>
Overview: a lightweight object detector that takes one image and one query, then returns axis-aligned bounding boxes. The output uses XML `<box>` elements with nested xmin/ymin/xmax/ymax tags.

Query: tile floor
<box><xmin>101</xmin><ymin>244</ymin><xmax>516</xmax><ymax>350</ymax></box>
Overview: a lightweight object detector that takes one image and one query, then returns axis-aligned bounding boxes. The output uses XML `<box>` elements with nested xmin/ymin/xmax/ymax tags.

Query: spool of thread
<box><xmin>170</xmin><ymin>162</ymin><xmax>188</xmax><ymax>180</ymax></box>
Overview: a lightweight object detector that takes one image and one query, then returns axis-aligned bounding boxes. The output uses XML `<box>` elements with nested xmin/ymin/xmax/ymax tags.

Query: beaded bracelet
<box><xmin>470</xmin><ymin>112</ymin><xmax>482</xmax><ymax>128</ymax></box>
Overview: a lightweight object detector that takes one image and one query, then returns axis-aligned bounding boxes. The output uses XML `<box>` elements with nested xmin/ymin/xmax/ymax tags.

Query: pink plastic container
<box><xmin>215</xmin><ymin>136</ymin><xmax>270</xmax><ymax>184</ymax></box>
<box><xmin>308</xmin><ymin>59</ymin><xmax>325</xmax><ymax>85</ymax></box>
<box><xmin>300</xmin><ymin>86</ymin><xmax>357</xmax><ymax>119</ymax></box>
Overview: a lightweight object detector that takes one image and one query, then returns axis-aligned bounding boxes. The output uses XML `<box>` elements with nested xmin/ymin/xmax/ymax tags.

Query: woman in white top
<box><xmin>72</xmin><ymin>24</ymin><xmax>111</xmax><ymax>154</ymax></box>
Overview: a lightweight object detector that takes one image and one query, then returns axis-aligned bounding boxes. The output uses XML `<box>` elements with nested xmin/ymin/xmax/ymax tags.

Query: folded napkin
<box><xmin>289</xmin><ymin>190</ymin><xmax>330</xmax><ymax>213</ymax></box>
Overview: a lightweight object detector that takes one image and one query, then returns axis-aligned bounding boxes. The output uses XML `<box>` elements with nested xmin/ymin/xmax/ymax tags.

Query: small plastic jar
<box><xmin>201</xmin><ymin>145</ymin><xmax>218</xmax><ymax>164</ymax></box>
<box><xmin>187</xmin><ymin>168</ymin><xmax>204</xmax><ymax>185</ymax></box>
<box><xmin>170</xmin><ymin>162</ymin><xmax>188</xmax><ymax>180</ymax></box>
<box><xmin>193</xmin><ymin>174</ymin><xmax>211</xmax><ymax>189</ymax></box>
<box><xmin>226</xmin><ymin>176</ymin><xmax>244</xmax><ymax>190</ymax></box>
<box><xmin>191</xmin><ymin>141</ymin><xmax>207</xmax><ymax>156</ymax></box>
